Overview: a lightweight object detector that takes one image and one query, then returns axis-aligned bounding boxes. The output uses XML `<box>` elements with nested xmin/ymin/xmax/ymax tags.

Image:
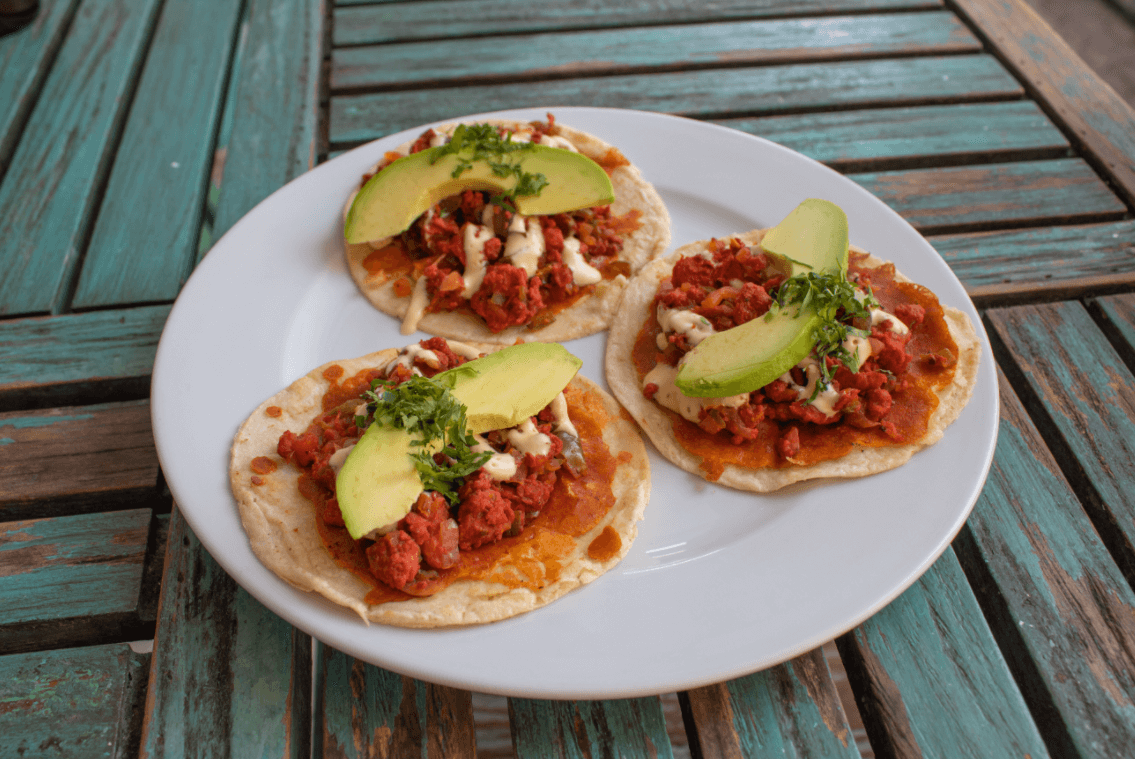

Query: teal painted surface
<box><xmin>953</xmin><ymin>367</ymin><xmax>1135</xmax><ymax>756</ymax></box>
<box><xmin>330</xmin><ymin>54</ymin><xmax>1020</xmax><ymax>145</ymax></box>
<box><xmin>0</xmin><ymin>643</ymin><xmax>148</xmax><ymax>758</ymax></box>
<box><xmin>332</xmin><ymin>12</ymin><xmax>978</xmax><ymax>90</ymax></box>
<box><xmin>0</xmin><ymin>0</ymin><xmax>163</xmax><ymax>317</ymax></box>
<box><xmin>334</xmin><ymin>0</ymin><xmax>944</xmax><ymax>45</ymax></box>
<box><xmin>850</xmin><ymin>158</ymin><xmax>1126</xmax><ymax>232</ymax></box>
<box><xmin>0</xmin><ymin>305</ymin><xmax>168</xmax><ymax>391</ymax></box>
<box><xmin>509</xmin><ymin>696</ymin><xmax>674</xmax><ymax>759</ymax></box>
<box><xmin>71</xmin><ymin>0</ymin><xmax>244</xmax><ymax>309</ymax></box>
<box><xmin>717</xmin><ymin>101</ymin><xmax>1068</xmax><ymax>167</ymax></box>
<box><xmin>843</xmin><ymin>549</ymin><xmax>1049</xmax><ymax>757</ymax></box>
<box><xmin>0</xmin><ymin>509</ymin><xmax>149</xmax><ymax>625</ymax></box>
<box><xmin>0</xmin><ymin>412</ymin><xmax>94</xmax><ymax>431</ymax></box>
<box><xmin>1096</xmin><ymin>293</ymin><xmax>1135</xmax><ymax>352</ymax></box>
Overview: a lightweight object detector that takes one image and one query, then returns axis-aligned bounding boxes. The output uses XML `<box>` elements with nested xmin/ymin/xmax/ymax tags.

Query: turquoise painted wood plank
<box><xmin>716</xmin><ymin>101</ymin><xmax>1069</xmax><ymax>170</ymax></box>
<box><xmin>0</xmin><ymin>643</ymin><xmax>148</xmax><ymax>759</ymax></box>
<box><xmin>0</xmin><ymin>400</ymin><xmax>158</xmax><ymax>515</ymax></box>
<box><xmin>333</xmin><ymin>0</ymin><xmax>944</xmax><ymax>45</ymax></box>
<box><xmin>330</xmin><ymin>54</ymin><xmax>1022</xmax><ymax>145</ymax></box>
<box><xmin>0</xmin><ymin>0</ymin><xmax>164</xmax><ymax>317</ymax></box>
<box><xmin>0</xmin><ymin>0</ymin><xmax>78</xmax><ymax>175</ymax></box>
<box><xmin>930</xmin><ymin>219</ymin><xmax>1135</xmax><ymax>302</ymax></box>
<box><xmin>139</xmin><ymin>507</ymin><xmax>311</xmax><ymax>758</ymax></box>
<box><xmin>1094</xmin><ymin>293</ymin><xmax>1135</xmax><ymax>358</ymax></box>
<box><xmin>683</xmin><ymin>647</ymin><xmax>859</xmax><ymax>758</ymax></box>
<box><xmin>0</xmin><ymin>508</ymin><xmax>149</xmax><ymax>626</ymax></box>
<box><xmin>508</xmin><ymin>696</ymin><xmax>674</xmax><ymax>758</ymax></box>
<box><xmin>210</xmin><ymin>0</ymin><xmax>325</xmax><ymax>243</ymax></box>
<box><xmin>849</xmin><ymin>158</ymin><xmax>1126</xmax><ymax>234</ymax></box>
<box><xmin>950</xmin><ymin>367</ymin><xmax>1135</xmax><ymax>757</ymax></box>
<box><xmin>70</xmin><ymin>0</ymin><xmax>244</xmax><ymax>309</ymax></box>
<box><xmin>332</xmin><ymin>12</ymin><xmax>979</xmax><ymax>91</ymax></box>
<box><xmin>987</xmin><ymin>303</ymin><xmax>1135</xmax><ymax>577</ymax></box>
<box><xmin>836</xmin><ymin>547</ymin><xmax>1049</xmax><ymax>758</ymax></box>
<box><xmin>0</xmin><ymin>306</ymin><xmax>168</xmax><ymax>409</ymax></box>
<box><xmin>316</xmin><ymin>645</ymin><xmax>477</xmax><ymax>757</ymax></box>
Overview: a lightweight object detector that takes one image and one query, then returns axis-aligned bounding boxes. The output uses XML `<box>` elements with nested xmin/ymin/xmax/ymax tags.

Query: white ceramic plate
<box><xmin>152</xmin><ymin>107</ymin><xmax>998</xmax><ymax>699</ymax></box>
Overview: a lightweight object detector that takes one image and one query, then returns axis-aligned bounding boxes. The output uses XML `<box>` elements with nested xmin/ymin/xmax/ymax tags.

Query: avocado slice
<box><xmin>674</xmin><ymin>199</ymin><xmax>850</xmax><ymax>398</ymax></box>
<box><xmin>344</xmin><ymin>141</ymin><xmax>615</xmax><ymax>244</ymax></box>
<box><xmin>335</xmin><ymin>342</ymin><xmax>582</xmax><ymax>539</ymax></box>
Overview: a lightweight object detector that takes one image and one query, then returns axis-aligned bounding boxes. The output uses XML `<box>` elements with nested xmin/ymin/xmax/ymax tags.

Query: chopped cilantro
<box><xmin>432</xmin><ymin>123</ymin><xmax>549</xmax><ymax>210</ymax></box>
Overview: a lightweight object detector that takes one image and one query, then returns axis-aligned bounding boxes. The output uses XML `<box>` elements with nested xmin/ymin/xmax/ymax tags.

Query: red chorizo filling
<box><xmin>634</xmin><ymin>238</ymin><xmax>959</xmax><ymax>474</ymax></box>
<box><xmin>359</xmin><ymin>116</ymin><xmax>643</xmax><ymax>333</ymax></box>
<box><xmin>275</xmin><ymin>337</ymin><xmax>579</xmax><ymax>596</ymax></box>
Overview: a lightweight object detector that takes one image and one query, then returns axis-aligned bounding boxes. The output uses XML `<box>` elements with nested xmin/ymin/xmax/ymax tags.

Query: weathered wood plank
<box><xmin>70</xmin><ymin>0</ymin><xmax>244</xmax><ymax>309</ymax></box>
<box><xmin>0</xmin><ymin>643</ymin><xmax>149</xmax><ymax>759</ymax></box>
<box><xmin>508</xmin><ymin>695</ymin><xmax>674</xmax><ymax>759</ymax></box>
<box><xmin>210</xmin><ymin>0</ymin><xmax>325</xmax><ymax>242</ymax></box>
<box><xmin>931</xmin><ymin>220</ymin><xmax>1135</xmax><ymax>304</ymax></box>
<box><xmin>0</xmin><ymin>0</ymin><xmax>164</xmax><ymax>317</ymax></box>
<box><xmin>682</xmin><ymin>647</ymin><xmax>858</xmax><ymax>758</ymax></box>
<box><xmin>0</xmin><ymin>0</ymin><xmax>77</xmax><ymax>177</ymax></box>
<box><xmin>952</xmin><ymin>0</ymin><xmax>1135</xmax><ymax>208</ymax></box>
<box><xmin>836</xmin><ymin>547</ymin><xmax>1048</xmax><ymax>758</ymax></box>
<box><xmin>330</xmin><ymin>54</ymin><xmax>1021</xmax><ymax>146</ymax></box>
<box><xmin>139</xmin><ymin>507</ymin><xmax>311</xmax><ymax>758</ymax></box>
<box><xmin>0</xmin><ymin>509</ymin><xmax>150</xmax><ymax>653</ymax></box>
<box><xmin>849</xmin><ymin>158</ymin><xmax>1126</xmax><ymax>235</ymax></box>
<box><xmin>949</xmin><ymin>366</ymin><xmax>1135</xmax><ymax>757</ymax></box>
<box><xmin>0</xmin><ymin>401</ymin><xmax>159</xmax><ymax>517</ymax></box>
<box><xmin>987</xmin><ymin>302</ymin><xmax>1135</xmax><ymax>584</ymax></box>
<box><xmin>317</xmin><ymin>645</ymin><xmax>477</xmax><ymax>758</ymax></box>
<box><xmin>1093</xmin><ymin>292</ymin><xmax>1135</xmax><ymax>363</ymax></box>
<box><xmin>717</xmin><ymin>100</ymin><xmax>1069</xmax><ymax>171</ymax></box>
<box><xmin>0</xmin><ymin>306</ymin><xmax>168</xmax><ymax>411</ymax></box>
<box><xmin>332</xmin><ymin>12</ymin><xmax>979</xmax><ymax>91</ymax></box>
<box><xmin>333</xmin><ymin>0</ymin><xmax>944</xmax><ymax>46</ymax></box>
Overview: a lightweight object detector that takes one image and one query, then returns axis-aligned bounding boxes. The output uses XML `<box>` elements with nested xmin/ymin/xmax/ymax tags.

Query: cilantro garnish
<box><xmin>359</xmin><ymin>374</ymin><xmax>490</xmax><ymax>505</ymax></box>
<box><xmin>433</xmin><ymin>124</ymin><xmax>549</xmax><ymax>210</ymax></box>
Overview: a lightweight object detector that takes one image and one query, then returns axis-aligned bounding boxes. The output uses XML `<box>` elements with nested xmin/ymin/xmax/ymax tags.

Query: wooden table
<box><xmin>3</xmin><ymin>0</ymin><xmax>1134</xmax><ymax>756</ymax></box>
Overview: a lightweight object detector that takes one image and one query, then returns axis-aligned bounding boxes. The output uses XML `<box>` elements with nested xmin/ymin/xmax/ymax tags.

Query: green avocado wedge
<box><xmin>674</xmin><ymin>199</ymin><xmax>850</xmax><ymax>398</ymax></box>
<box><xmin>343</xmin><ymin>140</ymin><xmax>615</xmax><ymax>244</ymax></box>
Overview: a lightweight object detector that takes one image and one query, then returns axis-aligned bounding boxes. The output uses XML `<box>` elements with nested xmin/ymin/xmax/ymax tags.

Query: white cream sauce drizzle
<box><xmin>548</xmin><ymin>392</ymin><xmax>578</xmax><ymax>439</ymax></box>
<box><xmin>390</xmin><ymin>343</ymin><xmax>441</xmax><ymax>375</ymax></box>
<box><xmin>461</xmin><ymin>223</ymin><xmax>495</xmax><ymax>297</ymax></box>
<box><xmin>778</xmin><ymin>358</ymin><xmax>840</xmax><ymax>418</ymax></box>
<box><xmin>507</xmin><ymin>418</ymin><xmax>553</xmax><ymax>457</ymax></box>
<box><xmin>472</xmin><ymin>434</ymin><xmax>518</xmax><ymax>481</ymax></box>
<box><xmin>504</xmin><ymin>215</ymin><xmax>544</xmax><ymax>276</ymax></box>
<box><xmin>643</xmin><ymin>363</ymin><xmax>748</xmax><ymax>423</ymax></box>
<box><xmin>655</xmin><ymin>305</ymin><xmax>715</xmax><ymax>350</ymax></box>
<box><xmin>561</xmin><ymin>236</ymin><xmax>602</xmax><ymax>286</ymax></box>
<box><xmin>401</xmin><ymin>276</ymin><xmax>430</xmax><ymax>335</ymax></box>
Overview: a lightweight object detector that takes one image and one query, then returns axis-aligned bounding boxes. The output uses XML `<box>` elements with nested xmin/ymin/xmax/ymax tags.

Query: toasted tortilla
<box><xmin>604</xmin><ymin>230</ymin><xmax>981</xmax><ymax>492</ymax></box>
<box><xmin>345</xmin><ymin>119</ymin><xmax>671</xmax><ymax>344</ymax></box>
<box><xmin>231</xmin><ymin>347</ymin><xmax>650</xmax><ymax>628</ymax></box>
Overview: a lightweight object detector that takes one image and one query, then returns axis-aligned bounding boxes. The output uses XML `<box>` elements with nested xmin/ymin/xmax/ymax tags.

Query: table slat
<box><xmin>0</xmin><ymin>0</ymin><xmax>163</xmax><ymax>317</ymax></box>
<box><xmin>1094</xmin><ymin>293</ymin><xmax>1135</xmax><ymax>358</ymax></box>
<box><xmin>0</xmin><ymin>643</ymin><xmax>148</xmax><ymax>759</ymax></box>
<box><xmin>333</xmin><ymin>0</ymin><xmax>944</xmax><ymax>46</ymax></box>
<box><xmin>332</xmin><ymin>12</ymin><xmax>979</xmax><ymax>91</ymax></box>
<box><xmin>950</xmin><ymin>366</ymin><xmax>1135</xmax><ymax>757</ymax></box>
<box><xmin>837</xmin><ymin>548</ymin><xmax>1048</xmax><ymax>758</ymax></box>
<box><xmin>508</xmin><ymin>696</ymin><xmax>673</xmax><ymax>759</ymax></box>
<box><xmin>683</xmin><ymin>647</ymin><xmax>858</xmax><ymax>758</ymax></box>
<box><xmin>317</xmin><ymin>646</ymin><xmax>477</xmax><ymax>758</ymax></box>
<box><xmin>330</xmin><ymin>54</ymin><xmax>1021</xmax><ymax>147</ymax></box>
<box><xmin>70</xmin><ymin>0</ymin><xmax>244</xmax><ymax>309</ymax></box>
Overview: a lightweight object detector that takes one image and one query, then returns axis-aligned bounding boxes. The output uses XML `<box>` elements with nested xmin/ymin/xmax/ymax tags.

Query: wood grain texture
<box><xmin>849</xmin><ymin>158</ymin><xmax>1126</xmax><ymax>234</ymax></box>
<box><xmin>70</xmin><ymin>0</ymin><xmax>244</xmax><ymax>309</ymax></box>
<box><xmin>333</xmin><ymin>0</ymin><xmax>944</xmax><ymax>46</ymax></box>
<box><xmin>0</xmin><ymin>643</ymin><xmax>149</xmax><ymax>759</ymax></box>
<box><xmin>139</xmin><ymin>506</ymin><xmax>311</xmax><ymax>758</ymax></box>
<box><xmin>508</xmin><ymin>696</ymin><xmax>674</xmax><ymax>759</ymax></box>
<box><xmin>951</xmin><ymin>0</ymin><xmax>1135</xmax><ymax>207</ymax></box>
<box><xmin>0</xmin><ymin>400</ymin><xmax>158</xmax><ymax>515</ymax></box>
<box><xmin>210</xmin><ymin>0</ymin><xmax>325</xmax><ymax>242</ymax></box>
<box><xmin>950</xmin><ymin>366</ymin><xmax>1135</xmax><ymax>757</ymax></box>
<box><xmin>0</xmin><ymin>0</ymin><xmax>163</xmax><ymax>317</ymax></box>
<box><xmin>683</xmin><ymin>647</ymin><xmax>858</xmax><ymax>758</ymax></box>
<box><xmin>317</xmin><ymin>645</ymin><xmax>477</xmax><ymax>758</ymax></box>
<box><xmin>836</xmin><ymin>547</ymin><xmax>1048</xmax><ymax>758</ymax></box>
<box><xmin>331</xmin><ymin>12</ymin><xmax>979</xmax><ymax>91</ymax></box>
<box><xmin>987</xmin><ymin>302</ymin><xmax>1135</xmax><ymax>580</ymax></box>
<box><xmin>717</xmin><ymin>100</ymin><xmax>1069</xmax><ymax>171</ymax></box>
<box><xmin>931</xmin><ymin>219</ymin><xmax>1135</xmax><ymax>303</ymax></box>
<box><xmin>1094</xmin><ymin>292</ymin><xmax>1135</xmax><ymax>364</ymax></box>
<box><xmin>0</xmin><ymin>305</ymin><xmax>168</xmax><ymax>411</ymax></box>
<box><xmin>330</xmin><ymin>54</ymin><xmax>1021</xmax><ymax>146</ymax></box>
